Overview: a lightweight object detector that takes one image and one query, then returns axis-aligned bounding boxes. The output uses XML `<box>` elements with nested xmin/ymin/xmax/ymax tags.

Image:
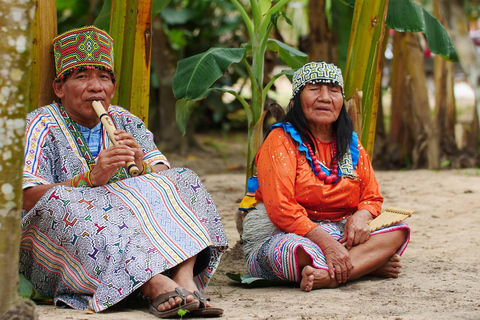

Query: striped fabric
<box><xmin>246</xmin><ymin>220</ymin><xmax>409</xmax><ymax>283</ymax></box>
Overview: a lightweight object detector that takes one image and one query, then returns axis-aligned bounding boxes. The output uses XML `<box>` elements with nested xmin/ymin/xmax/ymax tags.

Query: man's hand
<box><xmin>114</xmin><ymin>129</ymin><xmax>144</xmax><ymax>172</ymax></box>
<box><xmin>90</xmin><ymin>144</ymin><xmax>136</xmax><ymax>185</ymax></box>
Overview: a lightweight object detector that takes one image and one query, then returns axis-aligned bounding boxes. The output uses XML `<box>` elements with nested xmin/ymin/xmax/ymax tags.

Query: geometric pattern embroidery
<box><xmin>53</xmin><ymin>26</ymin><xmax>114</xmax><ymax>81</ymax></box>
<box><xmin>291</xmin><ymin>61</ymin><xmax>344</xmax><ymax>98</ymax></box>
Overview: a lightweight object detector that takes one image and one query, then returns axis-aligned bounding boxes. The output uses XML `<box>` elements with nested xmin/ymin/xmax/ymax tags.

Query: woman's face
<box><xmin>300</xmin><ymin>83</ymin><xmax>344</xmax><ymax>127</ymax></box>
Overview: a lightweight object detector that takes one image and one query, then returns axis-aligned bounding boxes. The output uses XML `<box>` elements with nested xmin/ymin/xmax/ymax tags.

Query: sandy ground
<box><xmin>32</xmin><ymin>166</ymin><xmax>480</xmax><ymax>320</ymax></box>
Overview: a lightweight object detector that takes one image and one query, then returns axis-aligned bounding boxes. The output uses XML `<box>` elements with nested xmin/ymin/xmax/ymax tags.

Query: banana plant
<box><xmin>95</xmin><ymin>0</ymin><xmax>172</xmax><ymax>125</ymax></box>
<box><xmin>173</xmin><ymin>0</ymin><xmax>307</xmax><ymax>180</ymax></box>
<box><xmin>341</xmin><ymin>0</ymin><xmax>458</xmax><ymax>158</ymax></box>
<box><xmin>173</xmin><ymin>0</ymin><xmax>459</xmax><ymax>180</ymax></box>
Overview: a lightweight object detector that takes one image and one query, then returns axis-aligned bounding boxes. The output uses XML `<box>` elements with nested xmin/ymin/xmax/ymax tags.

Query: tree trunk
<box><xmin>387</xmin><ymin>32</ymin><xmax>415</xmax><ymax>168</ymax></box>
<box><xmin>308</xmin><ymin>0</ymin><xmax>336</xmax><ymax>62</ymax></box>
<box><xmin>440</xmin><ymin>0</ymin><xmax>479</xmax><ymax>163</ymax></box>
<box><xmin>110</xmin><ymin>0</ymin><xmax>153</xmax><ymax>124</ymax></box>
<box><xmin>403</xmin><ymin>33</ymin><xmax>440</xmax><ymax>169</ymax></box>
<box><xmin>150</xmin><ymin>15</ymin><xmax>200</xmax><ymax>154</ymax></box>
<box><xmin>28</xmin><ymin>0</ymin><xmax>57</xmax><ymax>111</ymax></box>
<box><xmin>0</xmin><ymin>0</ymin><xmax>38</xmax><ymax>318</ymax></box>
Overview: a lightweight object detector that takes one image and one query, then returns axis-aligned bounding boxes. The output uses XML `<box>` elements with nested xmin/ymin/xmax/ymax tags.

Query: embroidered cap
<box><xmin>53</xmin><ymin>26</ymin><xmax>115</xmax><ymax>82</ymax></box>
<box><xmin>291</xmin><ymin>61</ymin><xmax>344</xmax><ymax>99</ymax></box>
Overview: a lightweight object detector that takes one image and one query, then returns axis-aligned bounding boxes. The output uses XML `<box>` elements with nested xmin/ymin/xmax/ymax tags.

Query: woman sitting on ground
<box><xmin>242</xmin><ymin>61</ymin><xmax>410</xmax><ymax>291</ymax></box>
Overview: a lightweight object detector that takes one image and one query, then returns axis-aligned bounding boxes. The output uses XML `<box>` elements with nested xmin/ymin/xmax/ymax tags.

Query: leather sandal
<box><xmin>189</xmin><ymin>290</ymin><xmax>224</xmax><ymax>317</ymax></box>
<box><xmin>149</xmin><ymin>287</ymin><xmax>199</xmax><ymax>318</ymax></box>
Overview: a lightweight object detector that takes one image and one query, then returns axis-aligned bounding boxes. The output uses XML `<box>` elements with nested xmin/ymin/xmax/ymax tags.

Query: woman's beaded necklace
<box><xmin>305</xmin><ymin>133</ymin><xmax>338</xmax><ymax>184</ymax></box>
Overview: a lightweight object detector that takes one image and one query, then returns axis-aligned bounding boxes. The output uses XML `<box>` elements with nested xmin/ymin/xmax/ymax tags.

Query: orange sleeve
<box><xmin>255</xmin><ymin>129</ymin><xmax>318</xmax><ymax>236</ymax></box>
<box><xmin>355</xmin><ymin>142</ymin><xmax>383</xmax><ymax>217</ymax></box>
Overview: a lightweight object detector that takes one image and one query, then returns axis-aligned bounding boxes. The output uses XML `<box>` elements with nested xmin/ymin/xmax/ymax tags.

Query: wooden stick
<box><xmin>91</xmin><ymin>101</ymin><xmax>139</xmax><ymax>177</ymax></box>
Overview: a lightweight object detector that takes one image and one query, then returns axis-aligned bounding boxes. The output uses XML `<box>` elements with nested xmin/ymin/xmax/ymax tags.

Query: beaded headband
<box><xmin>291</xmin><ymin>61</ymin><xmax>344</xmax><ymax>99</ymax></box>
<box><xmin>53</xmin><ymin>26</ymin><xmax>115</xmax><ymax>82</ymax></box>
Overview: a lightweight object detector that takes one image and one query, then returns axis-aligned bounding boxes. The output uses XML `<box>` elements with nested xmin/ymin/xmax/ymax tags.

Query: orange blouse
<box><xmin>255</xmin><ymin>128</ymin><xmax>383</xmax><ymax>236</ymax></box>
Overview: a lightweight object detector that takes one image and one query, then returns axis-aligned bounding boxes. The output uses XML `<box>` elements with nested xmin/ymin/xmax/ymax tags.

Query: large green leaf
<box><xmin>153</xmin><ymin>0</ymin><xmax>172</xmax><ymax>17</ymax></box>
<box><xmin>266</xmin><ymin>39</ymin><xmax>307</xmax><ymax>69</ymax></box>
<box><xmin>175</xmin><ymin>90</ymin><xmax>213</xmax><ymax>135</ymax></box>
<box><xmin>173</xmin><ymin>47</ymin><xmax>245</xmax><ymax>100</ymax></box>
<box><xmin>386</xmin><ymin>0</ymin><xmax>458</xmax><ymax>61</ymax></box>
<box><xmin>175</xmin><ymin>99</ymin><xmax>196</xmax><ymax>136</ymax></box>
<box><xmin>19</xmin><ymin>274</ymin><xmax>50</xmax><ymax>301</ymax></box>
<box><xmin>93</xmin><ymin>0</ymin><xmax>111</xmax><ymax>30</ymax></box>
<box><xmin>259</xmin><ymin>0</ymin><xmax>272</xmax><ymax>16</ymax></box>
<box><xmin>226</xmin><ymin>272</ymin><xmax>288</xmax><ymax>287</ymax></box>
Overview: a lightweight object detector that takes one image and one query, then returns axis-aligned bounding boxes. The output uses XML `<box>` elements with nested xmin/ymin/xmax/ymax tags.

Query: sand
<box><xmin>31</xmin><ymin>167</ymin><xmax>480</xmax><ymax>320</ymax></box>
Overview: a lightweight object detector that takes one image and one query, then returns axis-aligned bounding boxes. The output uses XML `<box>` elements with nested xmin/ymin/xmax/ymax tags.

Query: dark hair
<box><xmin>281</xmin><ymin>87</ymin><xmax>353</xmax><ymax>163</ymax></box>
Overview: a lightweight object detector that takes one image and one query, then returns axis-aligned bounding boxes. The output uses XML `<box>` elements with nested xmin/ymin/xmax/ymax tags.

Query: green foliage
<box><xmin>331</xmin><ymin>0</ymin><xmax>459</xmax><ymax>63</ymax></box>
<box><xmin>173</xmin><ymin>0</ymin><xmax>301</xmax><ymax>178</ymax></box>
<box><xmin>57</xmin><ymin>0</ymin><xmax>105</xmax><ymax>33</ymax></box>
<box><xmin>265</xmin><ymin>39</ymin><xmax>307</xmax><ymax>68</ymax></box>
<box><xmin>94</xmin><ymin>0</ymin><xmax>110</xmax><ymax>30</ymax></box>
<box><xmin>18</xmin><ymin>274</ymin><xmax>50</xmax><ymax>302</ymax></box>
<box><xmin>332</xmin><ymin>0</ymin><xmax>354</xmax><ymax>71</ymax></box>
<box><xmin>94</xmin><ymin>0</ymin><xmax>172</xmax><ymax>31</ymax></box>
<box><xmin>173</xmin><ymin>48</ymin><xmax>246</xmax><ymax>100</ymax></box>
<box><xmin>386</xmin><ymin>0</ymin><xmax>458</xmax><ymax>61</ymax></box>
<box><xmin>337</xmin><ymin>0</ymin><xmax>356</xmax><ymax>7</ymax></box>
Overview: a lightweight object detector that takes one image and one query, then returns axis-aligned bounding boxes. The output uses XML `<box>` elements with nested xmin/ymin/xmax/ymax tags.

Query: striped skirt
<box><xmin>20</xmin><ymin>168</ymin><xmax>228</xmax><ymax>311</ymax></box>
<box><xmin>243</xmin><ymin>203</ymin><xmax>409</xmax><ymax>283</ymax></box>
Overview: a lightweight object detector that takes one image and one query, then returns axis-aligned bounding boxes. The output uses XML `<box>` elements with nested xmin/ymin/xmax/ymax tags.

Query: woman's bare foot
<box><xmin>300</xmin><ymin>265</ymin><xmax>337</xmax><ymax>291</ymax></box>
<box><xmin>141</xmin><ymin>274</ymin><xmax>195</xmax><ymax>312</ymax></box>
<box><xmin>369</xmin><ymin>254</ymin><xmax>402</xmax><ymax>278</ymax></box>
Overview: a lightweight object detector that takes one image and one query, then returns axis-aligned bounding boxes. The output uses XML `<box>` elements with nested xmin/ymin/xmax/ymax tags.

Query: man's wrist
<box><xmin>140</xmin><ymin>161</ymin><xmax>153</xmax><ymax>175</ymax></box>
<box><xmin>71</xmin><ymin>171</ymin><xmax>95</xmax><ymax>187</ymax></box>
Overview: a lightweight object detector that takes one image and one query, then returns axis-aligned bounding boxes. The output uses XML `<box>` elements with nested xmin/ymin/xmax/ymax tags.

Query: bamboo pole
<box><xmin>344</xmin><ymin>0</ymin><xmax>389</xmax><ymax>158</ymax></box>
<box><xmin>28</xmin><ymin>0</ymin><xmax>57</xmax><ymax>111</ymax></box>
<box><xmin>110</xmin><ymin>0</ymin><xmax>152</xmax><ymax>124</ymax></box>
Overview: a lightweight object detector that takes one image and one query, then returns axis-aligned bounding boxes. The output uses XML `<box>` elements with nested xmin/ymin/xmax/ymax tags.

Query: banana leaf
<box><xmin>226</xmin><ymin>272</ymin><xmax>288</xmax><ymax>287</ymax></box>
<box><xmin>18</xmin><ymin>274</ymin><xmax>51</xmax><ymax>302</ymax></box>
<box><xmin>173</xmin><ymin>47</ymin><xmax>246</xmax><ymax>100</ymax></box>
<box><xmin>386</xmin><ymin>0</ymin><xmax>458</xmax><ymax>61</ymax></box>
<box><xmin>266</xmin><ymin>39</ymin><xmax>307</xmax><ymax>69</ymax></box>
<box><xmin>175</xmin><ymin>99</ymin><xmax>197</xmax><ymax>136</ymax></box>
<box><xmin>331</xmin><ymin>0</ymin><xmax>459</xmax><ymax>62</ymax></box>
<box><xmin>242</xmin><ymin>39</ymin><xmax>307</xmax><ymax>69</ymax></box>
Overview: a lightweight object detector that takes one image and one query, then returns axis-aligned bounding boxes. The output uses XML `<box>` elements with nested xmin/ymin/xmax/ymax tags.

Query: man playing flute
<box><xmin>21</xmin><ymin>26</ymin><xmax>227</xmax><ymax>318</ymax></box>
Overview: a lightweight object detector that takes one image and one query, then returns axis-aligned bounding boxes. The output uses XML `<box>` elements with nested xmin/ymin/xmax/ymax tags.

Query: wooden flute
<box><xmin>91</xmin><ymin>101</ymin><xmax>140</xmax><ymax>177</ymax></box>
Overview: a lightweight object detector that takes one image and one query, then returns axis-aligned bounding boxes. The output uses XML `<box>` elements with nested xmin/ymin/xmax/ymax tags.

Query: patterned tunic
<box><xmin>21</xmin><ymin>103</ymin><xmax>228</xmax><ymax>311</ymax></box>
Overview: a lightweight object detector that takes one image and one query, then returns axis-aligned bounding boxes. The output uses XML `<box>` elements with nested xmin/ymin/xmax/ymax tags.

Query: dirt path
<box><xmin>34</xmin><ymin>168</ymin><xmax>480</xmax><ymax>319</ymax></box>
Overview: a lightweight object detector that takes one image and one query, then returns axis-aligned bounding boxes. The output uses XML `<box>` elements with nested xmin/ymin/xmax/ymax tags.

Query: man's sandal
<box><xmin>189</xmin><ymin>291</ymin><xmax>224</xmax><ymax>317</ymax></box>
<box><xmin>149</xmin><ymin>287</ymin><xmax>199</xmax><ymax>319</ymax></box>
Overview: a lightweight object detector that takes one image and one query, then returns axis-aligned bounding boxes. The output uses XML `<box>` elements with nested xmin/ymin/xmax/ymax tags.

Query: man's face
<box><xmin>53</xmin><ymin>68</ymin><xmax>115</xmax><ymax>128</ymax></box>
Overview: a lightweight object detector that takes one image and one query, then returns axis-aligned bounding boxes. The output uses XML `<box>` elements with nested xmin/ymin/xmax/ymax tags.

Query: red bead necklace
<box><xmin>305</xmin><ymin>134</ymin><xmax>338</xmax><ymax>184</ymax></box>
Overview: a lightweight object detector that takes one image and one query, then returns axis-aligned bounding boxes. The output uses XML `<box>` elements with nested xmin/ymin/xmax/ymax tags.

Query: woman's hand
<box><xmin>305</xmin><ymin>226</ymin><xmax>354</xmax><ymax>283</ymax></box>
<box><xmin>341</xmin><ymin>209</ymin><xmax>374</xmax><ymax>249</ymax></box>
<box><xmin>322</xmin><ymin>239</ymin><xmax>354</xmax><ymax>283</ymax></box>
